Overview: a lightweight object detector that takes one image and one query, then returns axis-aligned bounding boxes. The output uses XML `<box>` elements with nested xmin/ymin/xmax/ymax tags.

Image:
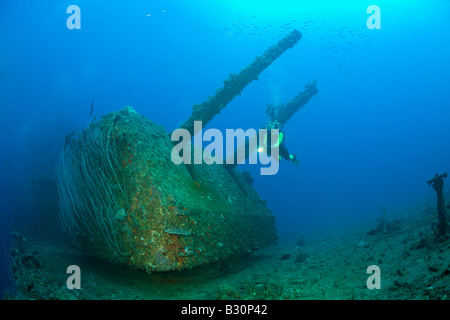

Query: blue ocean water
<box><xmin>1</xmin><ymin>0</ymin><xmax>450</xmax><ymax>298</ymax></box>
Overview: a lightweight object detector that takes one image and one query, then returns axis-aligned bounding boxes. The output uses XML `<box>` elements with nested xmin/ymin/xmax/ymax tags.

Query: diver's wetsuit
<box><xmin>265</xmin><ymin>131</ymin><xmax>292</xmax><ymax>161</ymax></box>
<box><xmin>279</xmin><ymin>143</ymin><xmax>291</xmax><ymax>161</ymax></box>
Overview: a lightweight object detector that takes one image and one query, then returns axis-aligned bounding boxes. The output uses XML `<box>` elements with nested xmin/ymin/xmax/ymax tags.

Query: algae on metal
<box><xmin>59</xmin><ymin>107</ymin><xmax>276</xmax><ymax>272</ymax></box>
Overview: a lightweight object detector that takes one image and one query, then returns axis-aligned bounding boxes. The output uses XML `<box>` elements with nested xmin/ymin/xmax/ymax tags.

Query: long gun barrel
<box><xmin>178</xmin><ymin>30</ymin><xmax>303</xmax><ymax>136</ymax></box>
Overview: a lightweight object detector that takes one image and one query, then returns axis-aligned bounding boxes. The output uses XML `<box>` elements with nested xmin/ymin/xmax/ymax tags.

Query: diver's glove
<box><xmin>289</xmin><ymin>154</ymin><xmax>300</xmax><ymax>165</ymax></box>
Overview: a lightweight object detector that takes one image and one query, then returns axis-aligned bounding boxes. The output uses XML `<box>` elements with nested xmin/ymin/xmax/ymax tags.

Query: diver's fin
<box><xmin>290</xmin><ymin>154</ymin><xmax>300</xmax><ymax>165</ymax></box>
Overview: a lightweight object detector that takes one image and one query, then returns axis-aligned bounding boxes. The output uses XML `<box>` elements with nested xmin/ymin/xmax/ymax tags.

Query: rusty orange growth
<box><xmin>59</xmin><ymin>107</ymin><xmax>278</xmax><ymax>273</ymax></box>
<box><xmin>122</xmin><ymin>154</ymin><xmax>134</xmax><ymax>167</ymax></box>
<box><xmin>121</xmin><ymin>145</ymin><xmax>135</xmax><ymax>167</ymax></box>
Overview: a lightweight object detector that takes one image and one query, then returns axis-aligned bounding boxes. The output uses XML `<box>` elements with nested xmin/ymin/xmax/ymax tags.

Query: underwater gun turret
<box><xmin>427</xmin><ymin>172</ymin><xmax>449</xmax><ymax>239</ymax></box>
<box><xmin>57</xmin><ymin>30</ymin><xmax>311</xmax><ymax>273</ymax></box>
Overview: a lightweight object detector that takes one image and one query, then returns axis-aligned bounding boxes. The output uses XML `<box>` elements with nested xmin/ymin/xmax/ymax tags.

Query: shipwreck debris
<box><xmin>164</xmin><ymin>228</ymin><xmax>192</xmax><ymax>236</ymax></box>
<box><xmin>427</xmin><ymin>172</ymin><xmax>449</xmax><ymax>239</ymax></box>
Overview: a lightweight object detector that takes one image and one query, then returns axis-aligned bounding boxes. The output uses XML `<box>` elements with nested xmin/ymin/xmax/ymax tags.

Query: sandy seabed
<box><xmin>5</xmin><ymin>202</ymin><xmax>450</xmax><ymax>300</ymax></box>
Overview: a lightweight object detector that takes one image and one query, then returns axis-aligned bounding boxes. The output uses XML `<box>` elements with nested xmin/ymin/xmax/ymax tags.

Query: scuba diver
<box><xmin>258</xmin><ymin>120</ymin><xmax>300</xmax><ymax>165</ymax></box>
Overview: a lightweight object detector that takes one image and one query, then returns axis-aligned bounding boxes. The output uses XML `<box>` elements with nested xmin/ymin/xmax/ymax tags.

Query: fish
<box><xmin>280</xmin><ymin>254</ymin><xmax>290</xmax><ymax>260</ymax></box>
<box><xmin>89</xmin><ymin>98</ymin><xmax>95</xmax><ymax>116</ymax></box>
